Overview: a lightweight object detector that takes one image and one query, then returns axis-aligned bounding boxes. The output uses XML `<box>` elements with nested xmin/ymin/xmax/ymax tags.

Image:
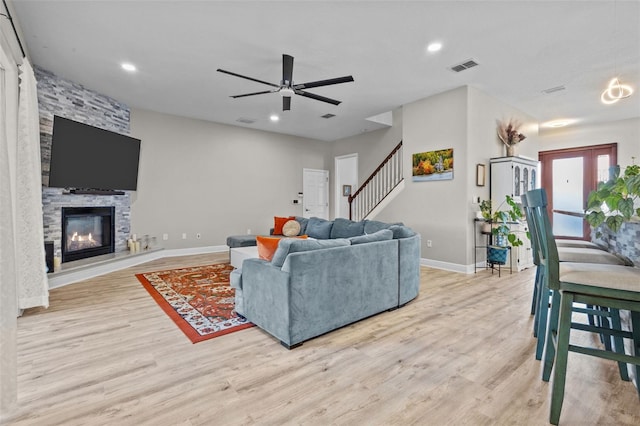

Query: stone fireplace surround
<box><xmin>36</xmin><ymin>67</ymin><xmax>132</xmax><ymax>259</ymax></box>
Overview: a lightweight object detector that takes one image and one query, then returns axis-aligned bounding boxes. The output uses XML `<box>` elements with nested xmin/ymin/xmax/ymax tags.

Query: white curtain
<box><xmin>15</xmin><ymin>59</ymin><xmax>48</xmax><ymax>309</ymax></box>
<box><xmin>0</xmin><ymin>33</ymin><xmax>19</xmax><ymax>414</ymax></box>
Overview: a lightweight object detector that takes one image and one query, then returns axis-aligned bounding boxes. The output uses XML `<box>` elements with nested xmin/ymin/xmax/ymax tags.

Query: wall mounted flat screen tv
<box><xmin>49</xmin><ymin>116</ymin><xmax>141</xmax><ymax>191</ymax></box>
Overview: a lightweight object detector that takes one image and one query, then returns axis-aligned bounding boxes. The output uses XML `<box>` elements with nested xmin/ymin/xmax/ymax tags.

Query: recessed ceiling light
<box><xmin>270</xmin><ymin>114</ymin><xmax>279</xmax><ymax>122</ymax></box>
<box><xmin>121</xmin><ymin>63</ymin><xmax>136</xmax><ymax>72</ymax></box>
<box><xmin>427</xmin><ymin>42</ymin><xmax>442</xmax><ymax>53</ymax></box>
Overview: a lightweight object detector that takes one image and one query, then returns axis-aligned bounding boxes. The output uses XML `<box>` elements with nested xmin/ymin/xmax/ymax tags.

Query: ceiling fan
<box><xmin>217</xmin><ymin>54</ymin><xmax>354</xmax><ymax>111</ymax></box>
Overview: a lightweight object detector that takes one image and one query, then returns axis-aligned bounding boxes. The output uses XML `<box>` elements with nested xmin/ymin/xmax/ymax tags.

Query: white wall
<box><xmin>466</xmin><ymin>86</ymin><xmax>539</xmax><ymax>268</ymax></box>
<box><xmin>539</xmin><ymin>117</ymin><xmax>640</xmax><ymax>169</ymax></box>
<box><xmin>331</xmin><ymin>108</ymin><xmax>403</xmax><ymax>186</ymax></box>
<box><xmin>332</xmin><ymin>86</ymin><xmax>539</xmax><ymax>271</ymax></box>
<box><xmin>375</xmin><ymin>87</ymin><xmax>470</xmax><ymax>269</ymax></box>
<box><xmin>129</xmin><ymin>108</ymin><xmax>328</xmax><ymax>249</ymax></box>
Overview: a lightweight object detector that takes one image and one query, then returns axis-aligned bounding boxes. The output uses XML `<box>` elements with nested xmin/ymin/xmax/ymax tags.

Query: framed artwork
<box><xmin>412</xmin><ymin>148</ymin><xmax>454</xmax><ymax>182</ymax></box>
<box><xmin>476</xmin><ymin>164</ymin><xmax>486</xmax><ymax>186</ymax></box>
<box><xmin>342</xmin><ymin>185</ymin><xmax>352</xmax><ymax>197</ymax></box>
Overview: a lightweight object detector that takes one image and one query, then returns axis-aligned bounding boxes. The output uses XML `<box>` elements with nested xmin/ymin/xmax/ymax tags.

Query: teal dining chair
<box><xmin>521</xmin><ymin>192</ymin><xmax>632</xmax><ymax>361</ymax></box>
<box><xmin>524</xmin><ymin>188</ymin><xmax>640</xmax><ymax>425</ymax></box>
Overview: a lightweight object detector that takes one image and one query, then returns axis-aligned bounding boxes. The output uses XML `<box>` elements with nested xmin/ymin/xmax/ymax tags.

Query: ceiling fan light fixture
<box><xmin>279</xmin><ymin>87</ymin><xmax>295</xmax><ymax>97</ymax></box>
<box><xmin>601</xmin><ymin>77</ymin><xmax>633</xmax><ymax>104</ymax></box>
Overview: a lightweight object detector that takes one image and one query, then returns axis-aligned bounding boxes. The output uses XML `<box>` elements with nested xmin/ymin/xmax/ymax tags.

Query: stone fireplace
<box><xmin>61</xmin><ymin>206</ymin><xmax>115</xmax><ymax>262</ymax></box>
<box><xmin>36</xmin><ymin>67</ymin><xmax>132</xmax><ymax>263</ymax></box>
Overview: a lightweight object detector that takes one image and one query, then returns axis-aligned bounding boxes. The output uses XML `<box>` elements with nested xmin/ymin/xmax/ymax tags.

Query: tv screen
<box><xmin>49</xmin><ymin>116</ymin><xmax>141</xmax><ymax>191</ymax></box>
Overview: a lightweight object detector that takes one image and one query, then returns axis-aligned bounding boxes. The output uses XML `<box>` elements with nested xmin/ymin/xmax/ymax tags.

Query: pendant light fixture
<box><xmin>601</xmin><ymin>0</ymin><xmax>634</xmax><ymax>104</ymax></box>
<box><xmin>601</xmin><ymin>77</ymin><xmax>633</xmax><ymax>104</ymax></box>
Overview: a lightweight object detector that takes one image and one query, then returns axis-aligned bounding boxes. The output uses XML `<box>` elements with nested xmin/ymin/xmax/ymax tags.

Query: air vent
<box><xmin>450</xmin><ymin>59</ymin><xmax>479</xmax><ymax>73</ymax></box>
<box><xmin>541</xmin><ymin>85</ymin><xmax>566</xmax><ymax>94</ymax></box>
<box><xmin>321</xmin><ymin>113</ymin><xmax>336</xmax><ymax>119</ymax></box>
<box><xmin>236</xmin><ymin>117</ymin><xmax>256</xmax><ymax>124</ymax></box>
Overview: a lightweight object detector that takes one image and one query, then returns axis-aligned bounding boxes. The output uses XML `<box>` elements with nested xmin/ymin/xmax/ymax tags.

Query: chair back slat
<box><xmin>524</xmin><ymin>189</ymin><xmax>561</xmax><ymax>290</ymax></box>
<box><xmin>520</xmin><ymin>193</ymin><xmax>540</xmax><ymax>266</ymax></box>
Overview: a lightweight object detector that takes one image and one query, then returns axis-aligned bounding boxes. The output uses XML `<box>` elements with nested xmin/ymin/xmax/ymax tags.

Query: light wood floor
<box><xmin>6</xmin><ymin>254</ymin><xmax>640</xmax><ymax>425</ymax></box>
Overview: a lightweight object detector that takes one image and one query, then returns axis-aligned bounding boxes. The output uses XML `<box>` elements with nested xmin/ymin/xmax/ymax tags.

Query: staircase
<box><xmin>348</xmin><ymin>141</ymin><xmax>404</xmax><ymax>221</ymax></box>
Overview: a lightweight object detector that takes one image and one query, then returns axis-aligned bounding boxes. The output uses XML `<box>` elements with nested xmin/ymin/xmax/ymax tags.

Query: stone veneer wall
<box><xmin>592</xmin><ymin>221</ymin><xmax>640</xmax><ymax>266</ymax></box>
<box><xmin>36</xmin><ymin>67</ymin><xmax>132</xmax><ymax>255</ymax></box>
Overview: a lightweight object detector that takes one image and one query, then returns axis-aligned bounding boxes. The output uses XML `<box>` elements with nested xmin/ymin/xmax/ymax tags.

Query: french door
<box><xmin>539</xmin><ymin>143</ymin><xmax>617</xmax><ymax>240</ymax></box>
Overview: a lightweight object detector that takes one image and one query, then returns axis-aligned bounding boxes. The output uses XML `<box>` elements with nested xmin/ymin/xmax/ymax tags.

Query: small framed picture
<box><xmin>476</xmin><ymin>164</ymin><xmax>486</xmax><ymax>186</ymax></box>
<box><xmin>342</xmin><ymin>185</ymin><xmax>352</xmax><ymax>197</ymax></box>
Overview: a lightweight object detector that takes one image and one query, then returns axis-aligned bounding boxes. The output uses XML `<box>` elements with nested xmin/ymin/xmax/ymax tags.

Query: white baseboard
<box><xmin>162</xmin><ymin>245</ymin><xmax>228</xmax><ymax>257</ymax></box>
<box><xmin>420</xmin><ymin>258</ymin><xmax>470</xmax><ymax>274</ymax></box>
<box><xmin>48</xmin><ymin>245</ymin><xmax>228</xmax><ymax>289</ymax></box>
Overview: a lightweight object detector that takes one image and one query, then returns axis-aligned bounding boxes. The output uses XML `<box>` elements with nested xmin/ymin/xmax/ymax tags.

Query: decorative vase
<box><xmin>487</xmin><ymin>245</ymin><xmax>508</xmax><ymax>265</ymax></box>
<box><xmin>506</xmin><ymin>145</ymin><xmax>516</xmax><ymax>157</ymax></box>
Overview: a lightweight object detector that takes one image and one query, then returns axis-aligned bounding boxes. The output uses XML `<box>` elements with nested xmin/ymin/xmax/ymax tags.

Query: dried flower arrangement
<box><xmin>497</xmin><ymin>118</ymin><xmax>527</xmax><ymax>147</ymax></box>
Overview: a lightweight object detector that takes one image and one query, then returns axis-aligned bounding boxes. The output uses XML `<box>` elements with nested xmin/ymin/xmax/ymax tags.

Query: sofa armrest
<box><xmin>398</xmin><ymin>233</ymin><xmax>421</xmax><ymax>305</ymax></box>
<box><xmin>241</xmin><ymin>258</ymin><xmax>292</xmax><ymax>344</ymax></box>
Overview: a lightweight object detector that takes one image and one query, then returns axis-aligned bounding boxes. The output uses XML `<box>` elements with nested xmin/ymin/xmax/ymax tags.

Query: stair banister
<box><xmin>348</xmin><ymin>141</ymin><xmax>403</xmax><ymax>221</ymax></box>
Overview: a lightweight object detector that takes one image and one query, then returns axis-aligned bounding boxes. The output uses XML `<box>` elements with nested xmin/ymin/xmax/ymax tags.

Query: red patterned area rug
<box><xmin>136</xmin><ymin>263</ymin><xmax>253</xmax><ymax>343</ymax></box>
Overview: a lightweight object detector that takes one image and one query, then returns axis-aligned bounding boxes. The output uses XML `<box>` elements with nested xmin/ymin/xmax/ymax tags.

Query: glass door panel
<box><xmin>597</xmin><ymin>154</ymin><xmax>610</xmax><ymax>183</ymax></box>
<box><xmin>539</xmin><ymin>143</ymin><xmax>616</xmax><ymax>240</ymax></box>
<box><xmin>552</xmin><ymin>157</ymin><xmax>584</xmax><ymax>237</ymax></box>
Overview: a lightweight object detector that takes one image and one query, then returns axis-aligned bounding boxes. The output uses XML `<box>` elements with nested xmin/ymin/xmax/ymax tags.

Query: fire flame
<box><xmin>71</xmin><ymin>232</ymin><xmax>94</xmax><ymax>242</ymax></box>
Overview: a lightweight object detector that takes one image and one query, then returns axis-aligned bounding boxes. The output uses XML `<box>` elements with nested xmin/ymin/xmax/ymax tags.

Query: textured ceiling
<box><xmin>10</xmin><ymin>0</ymin><xmax>640</xmax><ymax>141</ymax></box>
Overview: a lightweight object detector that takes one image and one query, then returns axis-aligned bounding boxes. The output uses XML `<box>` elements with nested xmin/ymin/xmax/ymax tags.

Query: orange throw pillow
<box><xmin>256</xmin><ymin>235</ymin><xmax>309</xmax><ymax>262</ymax></box>
<box><xmin>273</xmin><ymin>216</ymin><xmax>295</xmax><ymax>235</ymax></box>
<box><xmin>256</xmin><ymin>236</ymin><xmax>281</xmax><ymax>261</ymax></box>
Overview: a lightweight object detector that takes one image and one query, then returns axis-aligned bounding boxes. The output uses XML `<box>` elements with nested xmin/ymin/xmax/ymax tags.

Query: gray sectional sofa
<box><xmin>230</xmin><ymin>217</ymin><xmax>421</xmax><ymax>349</ymax></box>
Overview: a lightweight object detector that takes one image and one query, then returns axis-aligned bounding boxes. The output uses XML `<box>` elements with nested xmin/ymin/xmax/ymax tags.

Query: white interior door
<box><xmin>335</xmin><ymin>154</ymin><xmax>358</xmax><ymax>219</ymax></box>
<box><xmin>302</xmin><ymin>168</ymin><xmax>329</xmax><ymax>219</ymax></box>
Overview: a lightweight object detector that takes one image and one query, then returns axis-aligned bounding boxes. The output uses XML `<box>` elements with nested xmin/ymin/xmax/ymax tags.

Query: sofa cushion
<box><xmin>282</xmin><ymin>220</ymin><xmax>301</xmax><ymax>237</ymax></box>
<box><xmin>294</xmin><ymin>216</ymin><xmax>308</xmax><ymax>235</ymax></box>
<box><xmin>256</xmin><ymin>236</ymin><xmax>282</xmax><ymax>261</ymax></box>
<box><xmin>272</xmin><ymin>238</ymin><xmax>351</xmax><ymax>268</ymax></box>
<box><xmin>330</xmin><ymin>218</ymin><xmax>365</xmax><ymax>238</ymax></box>
<box><xmin>388</xmin><ymin>225</ymin><xmax>417</xmax><ymax>239</ymax></box>
<box><xmin>257</xmin><ymin>235</ymin><xmax>308</xmax><ymax>262</ymax></box>
<box><xmin>364</xmin><ymin>220</ymin><xmax>403</xmax><ymax>234</ymax></box>
<box><xmin>306</xmin><ymin>217</ymin><xmax>333</xmax><ymax>239</ymax></box>
<box><xmin>349</xmin><ymin>229</ymin><xmax>393</xmax><ymax>245</ymax></box>
<box><xmin>273</xmin><ymin>216</ymin><xmax>295</xmax><ymax>235</ymax></box>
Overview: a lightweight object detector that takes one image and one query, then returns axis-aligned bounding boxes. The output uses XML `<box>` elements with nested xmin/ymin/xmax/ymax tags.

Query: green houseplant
<box><xmin>479</xmin><ymin>199</ymin><xmax>493</xmax><ymax>233</ymax></box>
<box><xmin>479</xmin><ymin>196</ymin><xmax>524</xmax><ymax>247</ymax></box>
<box><xmin>483</xmin><ymin>195</ymin><xmax>524</xmax><ymax>265</ymax></box>
<box><xmin>585</xmin><ymin>164</ymin><xmax>640</xmax><ymax>233</ymax></box>
<box><xmin>492</xmin><ymin>195</ymin><xmax>524</xmax><ymax>248</ymax></box>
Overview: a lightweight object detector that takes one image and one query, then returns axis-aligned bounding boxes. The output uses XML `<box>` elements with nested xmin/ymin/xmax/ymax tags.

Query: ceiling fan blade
<box><xmin>231</xmin><ymin>90</ymin><xmax>274</xmax><ymax>98</ymax></box>
<box><xmin>293</xmin><ymin>76</ymin><xmax>354</xmax><ymax>90</ymax></box>
<box><xmin>295</xmin><ymin>90</ymin><xmax>341</xmax><ymax>105</ymax></box>
<box><xmin>217</xmin><ymin>69</ymin><xmax>280</xmax><ymax>88</ymax></box>
<box><xmin>282</xmin><ymin>54</ymin><xmax>294</xmax><ymax>86</ymax></box>
<box><xmin>283</xmin><ymin>96</ymin><xmax>291</xmax><ymax>111</ymax></box>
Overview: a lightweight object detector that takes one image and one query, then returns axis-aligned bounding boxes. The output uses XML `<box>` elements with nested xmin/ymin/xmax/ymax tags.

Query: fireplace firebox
<box><xmin>61</xmin><ymin>206</ymin><xmax>115</xmax><ymax>262</ymax></box>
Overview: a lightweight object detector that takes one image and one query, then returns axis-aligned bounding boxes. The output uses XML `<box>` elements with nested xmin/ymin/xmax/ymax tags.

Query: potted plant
<box><xmin>487</xmin><ymin>195</ymin><xmax>524</xmax><ymax>265</ymax></box>
<box><xmin>479</xmin><ymin>199</ymin><xmax>493</xmax><ymax>233</ymax></box>
<box><xmin>585</xmin><ymin>163</ymin><xmax>640</xmax><ymax>234</ymax></box>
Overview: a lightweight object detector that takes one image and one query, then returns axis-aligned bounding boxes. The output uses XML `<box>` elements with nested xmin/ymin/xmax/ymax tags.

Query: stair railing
<box><xmin>348</xmin><ymin>141</ymin><xmax>403</xmax><ymax>221</ymax></box>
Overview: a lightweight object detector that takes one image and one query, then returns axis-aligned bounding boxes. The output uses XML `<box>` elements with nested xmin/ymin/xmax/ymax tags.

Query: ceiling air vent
<box><xmin>541</xmin><ymin>85</ymin><xmax>566</xmax><ymax>94</ymax></box>
<box><xmin>236</xmin><ymin>117</ymin><xmax>256</xmax><ymax>124</ymax></box>
<box><xmin>450</xmin><ymin>59</ymin><xmax>479</xmax><ymax>73</ymax></box>
<box><xmin>321</xmin><ymin>113</ymin><xmax>336</xmax><ymax>119</ymax></box>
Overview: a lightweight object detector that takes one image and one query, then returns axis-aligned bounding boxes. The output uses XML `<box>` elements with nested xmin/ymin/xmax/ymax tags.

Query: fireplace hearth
<box><xmin>61</xmin><ymin>206</ymin><xmax>115</xmax><ymax>262</ymax></box>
